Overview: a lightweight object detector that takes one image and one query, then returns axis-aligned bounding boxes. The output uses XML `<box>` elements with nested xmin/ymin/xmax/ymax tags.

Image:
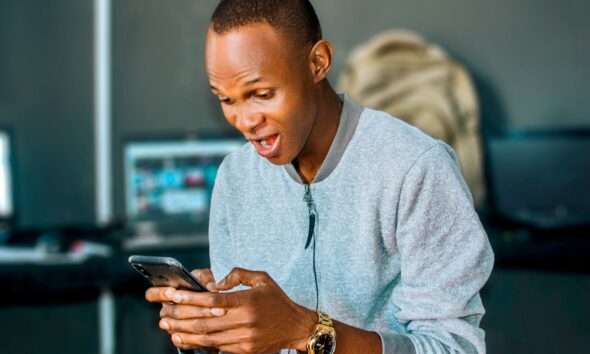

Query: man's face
<box><xmin>205</xmin><ymin>23</ymin><xmax>317</xmax><ymax>165</ymax></box>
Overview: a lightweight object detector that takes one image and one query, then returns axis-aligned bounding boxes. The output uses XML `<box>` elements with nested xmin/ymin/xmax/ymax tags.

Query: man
<box><xmin>145</xmin><ymin>1</ymin><xmax>494</xmax><ymax>353</ymax></box>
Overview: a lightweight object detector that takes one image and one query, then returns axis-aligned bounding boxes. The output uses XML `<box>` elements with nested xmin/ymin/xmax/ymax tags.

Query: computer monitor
<box><xmin>124</xmin><ymin>138</ymin><xmax>244</xmax><ymax>235</ymax></box>
<box><xmin>486</xmin><ymin>131</ymin><xmax>590</xmax><ymax>229</ymax></box>
<box><xmin>0</xmin><ymin>130</ymin><xmax>13</xmax><ymax>220</ymax></box>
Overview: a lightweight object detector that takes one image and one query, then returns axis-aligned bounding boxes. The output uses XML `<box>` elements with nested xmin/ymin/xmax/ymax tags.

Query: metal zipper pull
<box><xmin>304</xmin><ymin>184</ymin><xmax>316</xmax><ymax>249</ymax></box>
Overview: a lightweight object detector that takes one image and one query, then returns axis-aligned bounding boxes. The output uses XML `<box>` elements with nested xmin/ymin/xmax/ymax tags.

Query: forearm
<box><xmin>332</xmin><ymin>320</ymin><xmax>382</xmax><ymax>354</ymax></box>
<box><xmin>332</xmin><ymin>322</ymin><xmax>420</xmax><ymax>354</ymax></box>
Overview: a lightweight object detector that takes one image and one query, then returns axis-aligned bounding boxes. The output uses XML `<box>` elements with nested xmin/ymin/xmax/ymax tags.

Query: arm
<box><xmin>214</xmin><ymin>269</ymin><xmax>387</xmax><ymax>354</ymax></box>
<box><xmin>383</xmin><ymin>142</ymin><xmax>494</xmax><ymax>354</ymax></box>
<box><xmin>162</xmin><ymin>268</ymin><xmax>391</xmax><ymax>354</ymax></box>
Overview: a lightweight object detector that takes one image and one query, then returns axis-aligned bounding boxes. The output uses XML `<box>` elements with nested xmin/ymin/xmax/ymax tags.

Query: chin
<box><xmin>266</xmin><ymin>154</ymin><xmax>292</xmax><ymax>165</ymax></box>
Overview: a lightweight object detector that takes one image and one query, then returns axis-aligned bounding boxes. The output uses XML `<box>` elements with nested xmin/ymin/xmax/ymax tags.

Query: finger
<box><xmin>145</xmin><ymin>287</ymin><xmax>176</xmax><ymax>303</ymax></box>
<box><xmin>172</xmin><ymin>332</ymin><xmax>212</xmax><ymax>349</ymax></box>
<box><xmin>191</xmin><ymin>269</ymin><xmax>218</xmax><ymax>292</ymax></box>
<box><xmin>216</xmin><ymin>267</ymin><xmax>274</xmax><ymax>291</ymax></box>
<box><xmin>161</xmin><ymin>316</ymin><xmax>232</xmax><ymax>334</ymax></box>
<box><xmin>160</xmin><ymin>304</ymin><xmax>226</xmax><ymax>320</ymax></box>
<box><xmin>172</xmin><ymin>289</ymin><xmax>243</xmax><ymax>308</ymax></box>
<box><xmin>171</xmin><ymin>328</ymin><xmax>247</xmax><ymax>349</ymax></box>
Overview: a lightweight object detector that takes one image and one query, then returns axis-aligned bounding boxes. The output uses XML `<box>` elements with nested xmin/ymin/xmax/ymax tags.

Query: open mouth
<box><xmin>252</xmin><ymin>134</ymin><xmax>280</xmax><ymax>158</ymax></box>
<box><xmin>259</xmin><ymin>134</ymin><xmax>278</xmax><ymax>148</ymax></box>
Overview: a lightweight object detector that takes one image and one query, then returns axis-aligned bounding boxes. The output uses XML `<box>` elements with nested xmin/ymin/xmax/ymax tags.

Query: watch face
<box><xmin>313</xmin><ymin>333</ymin><xmax>335</xmax><ymax>354</ymax></box>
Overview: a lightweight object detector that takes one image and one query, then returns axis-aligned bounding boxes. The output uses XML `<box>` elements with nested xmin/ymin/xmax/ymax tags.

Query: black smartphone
<box><xmin>128</xmin><ymin>255</ymin><xmax>208</xmax><ymax>292</ymax></box>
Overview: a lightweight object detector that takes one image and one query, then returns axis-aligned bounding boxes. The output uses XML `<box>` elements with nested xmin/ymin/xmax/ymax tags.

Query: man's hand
<box><xmin>155</xmin><ymin>267</ymin><xmax>317</xmax><ymax>354</ymax></box>
<box><xmin>145</xmin><ymin>268</ymin><xmax>224</xmax><ymax>353</ymax></box>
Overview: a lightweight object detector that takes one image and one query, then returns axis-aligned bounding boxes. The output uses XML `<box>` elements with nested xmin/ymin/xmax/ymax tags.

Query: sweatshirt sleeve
<box><xmin>384</xmin><ymin>142</ymin><xmax>494</xmax><ymax>354</ymax></box>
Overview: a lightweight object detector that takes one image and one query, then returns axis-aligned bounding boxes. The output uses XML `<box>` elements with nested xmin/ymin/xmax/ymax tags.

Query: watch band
<box><xmin>317</xmin><ymin>311</ymin><xmax>333</xmax><ymax>328</ymax></box>
<box><xmin>306</xmin><ymin>311</ymin><xmax>336</xmax><ymax>354</ymax></box>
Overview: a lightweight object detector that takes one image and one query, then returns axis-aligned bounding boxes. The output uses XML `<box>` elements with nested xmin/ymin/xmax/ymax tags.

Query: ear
<box><xmin>308</xmin><ymin>39</ymin><xmax>334</xmax><ymax>85</ymax></box>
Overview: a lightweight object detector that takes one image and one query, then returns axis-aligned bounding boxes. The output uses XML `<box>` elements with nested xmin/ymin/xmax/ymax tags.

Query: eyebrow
<box><xmin>210</xmin><ymin>77</ymin><xmax>266</xmax><ymax>92</ymax></box>
<box><xmin>242</xmin><ymin>77</ymin><xmax>263</xmax><ymax>87</ymax></box>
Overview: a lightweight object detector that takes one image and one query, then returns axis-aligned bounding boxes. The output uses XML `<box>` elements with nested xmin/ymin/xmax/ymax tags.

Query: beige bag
<box><xmin>338</xmin><ymin>29</ymin><xmax>486</xmax><ymax>208</ymax></box>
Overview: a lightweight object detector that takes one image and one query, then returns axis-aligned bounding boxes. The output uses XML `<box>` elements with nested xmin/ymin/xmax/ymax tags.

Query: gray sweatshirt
<box><xmin>208</xmin><ymin>95</ymin><xmax>494</xmax><ymax>354</ymax></box>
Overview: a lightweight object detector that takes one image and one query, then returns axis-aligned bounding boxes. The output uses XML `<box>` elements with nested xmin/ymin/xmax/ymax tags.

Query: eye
<box><xmin>255</xmin><ymin>89</ymin><xmax>274</xmax><ymax>99</ymax></box>
<box><xmin>218</xmin><ymin>96</ymin><xmax>232</xmax><ymax>104</ymax></box>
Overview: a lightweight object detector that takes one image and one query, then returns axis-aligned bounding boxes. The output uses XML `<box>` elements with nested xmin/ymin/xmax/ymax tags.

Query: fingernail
<box><xmin>164</xmin><ymin>289</ymin><xmax>174</xmax><ymax>298</ymax></box>
<box><xmin>160</xmin><ymin>321</ymin><xmax>169</xmax><ymax>330</ymax></box>
<box><xmin>217</xmin><ymin>279</ymin><xmax>226</xmax><ymax>286</ymax></box>
<box><xmin>173</xmin><ymin>334</ymin><xmax>183</xmax><ymax>344</ymax></box>
<box><xmin>173</xmin><ymin>294</ymin><xmax>183</xmax><ymax>302</ymax></box>
<box><xmin>206</xmin><ymin>282</ymin><xmax>217</xmax><ymax>291</ymax></box>
<box><xmin>211</xmin><ymin>308</ymin><xmax>225</xmax><ymax>316</ymax></box>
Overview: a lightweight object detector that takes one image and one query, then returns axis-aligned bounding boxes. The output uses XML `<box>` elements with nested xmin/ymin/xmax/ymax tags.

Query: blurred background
<box><xmin>0</xmin><ymin>0</ymin><xmax>589</xmax><ymax>353</ymax></box>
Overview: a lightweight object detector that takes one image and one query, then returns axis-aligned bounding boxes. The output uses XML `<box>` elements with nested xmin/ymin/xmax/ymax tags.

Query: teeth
<box><xmin>260</xmin><ymin>139</ymin><xmax>270</xmax><ymax>148</ymax></box>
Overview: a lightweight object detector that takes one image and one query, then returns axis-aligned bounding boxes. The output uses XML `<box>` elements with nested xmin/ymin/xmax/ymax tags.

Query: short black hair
<box><xmin>210</xmin><ymin>0</ymin><xmax>322</xmax><ymax>48</ymax></box>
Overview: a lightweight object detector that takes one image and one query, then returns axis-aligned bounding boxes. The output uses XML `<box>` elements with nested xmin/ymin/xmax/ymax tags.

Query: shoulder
<box><xmin>351</xmin><ymin>106</ymin><xmax>452</xmax><ymax>173</ymax></box>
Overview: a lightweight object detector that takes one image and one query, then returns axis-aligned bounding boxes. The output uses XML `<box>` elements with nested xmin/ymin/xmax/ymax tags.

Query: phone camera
<box><xmin>134</xmin><ymin>265</ymin><xmax>152</xmax><ymax>277</ymax></box>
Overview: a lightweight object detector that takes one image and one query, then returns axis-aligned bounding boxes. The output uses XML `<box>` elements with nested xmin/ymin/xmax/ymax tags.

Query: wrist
<box><xmin>289</xmin><ymin>305</ymin><xmax>318</xmax><ymax>351</ymax></box>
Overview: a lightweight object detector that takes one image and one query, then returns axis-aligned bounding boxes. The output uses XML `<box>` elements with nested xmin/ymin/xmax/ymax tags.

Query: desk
<box><xmin>0</xmin><ymin>235</ymin><xmax>210</xmax><ymax>354</ymax></box>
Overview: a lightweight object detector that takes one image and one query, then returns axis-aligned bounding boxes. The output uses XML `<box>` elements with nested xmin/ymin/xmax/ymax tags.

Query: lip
<box><xmin>251</xmin><ymin>134</ymin><xmax>281</xmax><ymax>158</ymax></box>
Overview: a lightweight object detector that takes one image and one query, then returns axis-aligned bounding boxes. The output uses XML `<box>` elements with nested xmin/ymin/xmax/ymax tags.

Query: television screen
<box><xmin>0</xmin><ymin>131</ymin><xmax>13</xmax><ymax>219</ymax></box>
<box><xmin>124</xmin><ymin>139</ymin><xmax>243</xmax><ymax>234</ymax></box>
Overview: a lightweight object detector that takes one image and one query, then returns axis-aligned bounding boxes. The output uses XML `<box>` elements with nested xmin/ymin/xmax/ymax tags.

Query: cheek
<box><xmin>290</xmin><ymin>98</ymin><xmax>315</xmax><ymax>134</ymax></box>
<box><xmin>288</xmin><ymin>95</ymin><xmax>313</xmax><ymax>124</ymax></box>
<box><xmin>283</xmin><ymin>109</ymin><xmax>313</xmax><ymax>151</ymax></box>
<box><xmin>221</xmin><ymin>105</ymin><xmax>236</xmax><ymax>127</ymax></box>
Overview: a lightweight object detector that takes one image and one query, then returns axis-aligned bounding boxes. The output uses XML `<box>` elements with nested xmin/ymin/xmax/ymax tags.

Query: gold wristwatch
<box><xmin>307</xmin><ymin>311</ymin><xmax>336</xmax><ymax>354</ymax></box>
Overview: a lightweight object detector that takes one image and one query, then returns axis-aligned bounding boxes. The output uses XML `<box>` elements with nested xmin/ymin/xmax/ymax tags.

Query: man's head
<box><xmin>210</xmin><ymin>0</ymin><xmax>322</xmax><ymax>51</ymax></box>
<box><xmin>206</xmin><ymin>0</ymin><xmax>336</xmax><ymax>166</ymax></box>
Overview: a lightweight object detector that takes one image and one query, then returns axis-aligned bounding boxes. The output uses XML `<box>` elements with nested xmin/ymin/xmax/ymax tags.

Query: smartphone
<box><xmin>128</xmin><ymin>255</ymin><xmax>208</xmax><ymax>292</ymax></box>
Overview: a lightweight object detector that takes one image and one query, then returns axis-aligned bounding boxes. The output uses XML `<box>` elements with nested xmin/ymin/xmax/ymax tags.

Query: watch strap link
<box><xmin>317</xmin><ymin>311</ymin><xmax>333</xmax><ymax>329</ymax></box>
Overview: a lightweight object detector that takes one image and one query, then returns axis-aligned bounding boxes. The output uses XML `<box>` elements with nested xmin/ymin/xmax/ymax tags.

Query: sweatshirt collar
<box><xmin>284</xmin><ymin>94</ymin><xmax>363</xmax><ymax>184</ymax></box>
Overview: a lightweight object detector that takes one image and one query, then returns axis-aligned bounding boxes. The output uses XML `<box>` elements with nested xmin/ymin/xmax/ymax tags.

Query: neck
<box><xmin>294</xmin><ymin>84</ymin><xmax>342</xmax><ymax>183</ymax></box>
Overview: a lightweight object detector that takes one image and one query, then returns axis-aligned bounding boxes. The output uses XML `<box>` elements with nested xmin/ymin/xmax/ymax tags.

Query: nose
<box><xmin>232</xmin><ymin>107</ymin><xmax>264</xmax><ymax>134</ymax></box>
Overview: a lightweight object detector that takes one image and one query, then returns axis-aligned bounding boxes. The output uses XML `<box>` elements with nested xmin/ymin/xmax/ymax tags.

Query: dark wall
<box><xmin>318</xmin><ymin>0</ymin><xmax>590</xmax><ymax>132</ymax></box>
<box><xmin>0</xmin><ymin>0</ymin><xmax>95</xmax><ymax>229</ymax></box>
<box><xmin>1</xmin><ymin>0</ymin><xmax>589</xmax><ymax>227</ymax></box>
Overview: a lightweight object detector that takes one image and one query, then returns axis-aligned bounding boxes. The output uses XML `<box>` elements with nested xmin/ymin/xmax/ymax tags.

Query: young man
<box><xmin>146</xmin><ymin>1</ymin><xmax>494</xmax><ymax>353</ymax></box>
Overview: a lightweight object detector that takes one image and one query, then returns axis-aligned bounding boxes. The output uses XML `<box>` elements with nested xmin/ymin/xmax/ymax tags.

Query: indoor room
<box><xmin>0</xmin><ymin>1</ymin><xmax>588</xmax><ymax>353</ymax></box>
